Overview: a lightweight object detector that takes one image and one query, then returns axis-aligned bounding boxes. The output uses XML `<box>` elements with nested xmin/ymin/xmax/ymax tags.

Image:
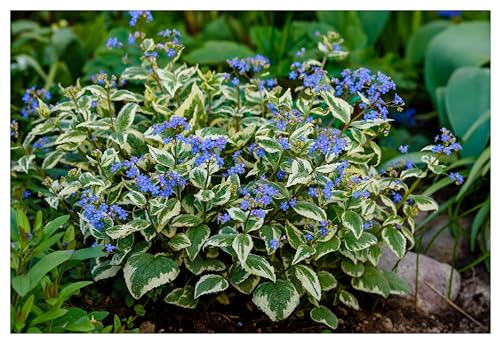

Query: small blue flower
<box><xmin>269</xmin><ymin>239</ymin><xmax>279</xmax><ymax>250</ymax></box>
<box><xmin>217</xmin><ymin>213</ymin><xmax>231</xmax><ymax>224</ymax></box>
<box><xmin>308</xmin><ymin>187</ymin><xmax>318</xmax><ymax>198</ymax></box>
<box><xmin>280</xmin><ymin>201</ymin><xmax>289</xmax><ymax>212</ymax></box>
<box><xmin>449</xmin><ymin>172</ymin><xmax>464</xmax><ymax>185</ymax></box>
<box><xmin>399</xmin><ymin>145</ymin><xmax>409</xmax><ymax>154</ymax></box>
<box><xmin>22</xmin><ymin>190</ymin><xmax>31</xmax><ymax>199</ymax></box>
<box><xmin>106</xmin><ymin>37</ymin><xmax>123</xmax><ymax>49</ymax></box>
<box><xmin>305</xmin><ymin>233</ymin><xmax>314</xmax><ymax>242</ymax></box>
<box><xmin>104</xmin><ymin>243</ymin><xmax>117</xmax><ymax>253</ymax></box>
<box><xmin>129</xmin><ymin>11</ymin><xmax>153</xmax><ymax>27</ymax></box>
<box><xmin>392</xmin><ymin>191</ymin><xmax>403</xmax><ymax>204</ymax></box>
<box><xmin>319</xmin><ymin>227</ymin><xmax>328</xmax><ymax>237</ymax></box>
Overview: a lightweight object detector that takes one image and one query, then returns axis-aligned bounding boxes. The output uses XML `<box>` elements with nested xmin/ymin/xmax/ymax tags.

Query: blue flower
<box><xmin>167</xmin><ymin>48</ymin><xmax>177</xmax><ymax>58</ymax></box>
<box><xmin>217</xmin><ymin>213</ymin><xmax>231</xmax><ymax>224</ymax></box>
<box><xmin>309</xmin><ymin>128</ymin><xmax>348</xmax><ymax>157</ymax></box>
<box><xmin>269</xmin><ymin>239</ymin><xmax>279</xmax><ymax>250</ymax></box>
<box><xmin>319</xmin><ymin>227</ymin><xmax>328</xmax><ymax>237</ymax></box>
<box><xmin>392</xmin><ymin>191</ymin><xmax>403</xmax><ymax>204</ymax></box>
<box><xmin>449</xmin><ymin>172</ymin><xmax>464</xmax><ymax>185</ymax></box>
<box><xmin>363</xmin><ymin>221</ymin><xmax>373</xmax><ymax>231</ymax></box>
<box><xmin>305</xmin><ymin>233</ymin><xmax>314</xmax><ymax>242</ymax></box>
<box><xmin>104</xmin><ymin>243</ymin><xmax>117</xmax><ymax>253</ymax></box>
<box><xmin>308</xmin><ymin>187</ymin><xmax>318</xmax><ymax>198</ymax></box>
<box><xmin>22</xmin><ymin>190</ymin><xmax>31</xmax><ymax>199</ymax></box>
<box><xmin>106</xmin><ymin>37</ymin><xmax>123</xmax><ymax>49</ymax></box>
<box><xmin>227</xmin><ymin>163</ymin><xmax>246</xmax><ymax>176</ymax></box>
<box><xmin>438</xmin><ymin>11</ymin><xmax>461</xmax><ymax>19</ymax></box>
<box><xmin>129</xmin><ymin>11</ymin><xmax>153</xmax><ymax>27</ymax></box>
<box><xmin>280</xmin><ymin>201</ymin><xmax>289</xmax><ymax>212</ymax></box>
<box><xmin>250</xmin><ymin>208</ymin><xmax>266</xmax><ymax>219</ymax></box>
<box><xmin>399</xmin><ymin>145</ymin><xmax>409</xmax><ymax>154</ymax></box>
<box><xmin>33</xmin><ymin>136</ymin><xmax>49</xmax><ymax>150</ymax></box>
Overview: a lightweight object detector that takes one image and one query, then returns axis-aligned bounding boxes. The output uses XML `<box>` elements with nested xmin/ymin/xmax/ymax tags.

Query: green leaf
<box><xmin>351</xmin><ymin>266</ymin><xmax>390</xmax><ymax>298</ymax></box>
<box><xmin>18</xmin><ymin>154</ymin><xmax>35</xmax><ymax>174</ymax></box>
<box><xmin>189</xmin><ymin>167</ymin><xmax>209</xmax><ymax>189</ymax></box>
<box><xmin>292</xmin><ymin>201</ymin><xmax>327</xmax><ymax>222</ymax></box>
<box><xmin>186</xmin><ymin>224</ymin><xmax>211</xmax><ymax>261</ymax></box>
<box><xmin>445</xmin><ymin>66</ymin><xmax>490</xmax><ymax>157</ymax></box>
<box><xmin>184</xmin><ymin>40</ymin><xmax>254</xmax><ymax>65</ymax></box>
<box><xmin>30</xmin><ymin>309</ymin><xmax>67</xmax><ymax>326</ymax></box>
<box><xmin>70</xmin><ymin>247</ymin><xmax>106</xmax><ymax>260</ymax></box>
<box><xmin>341</xmin><ymin>259</ymin><xmax>365</xmax><ymax>277</ymax></box>
<box><xmin>168</xmin><ymin>233</ymin><xmax>191</xmax><ymax>251</ymax></box>
<box><xmin>194</xmin><ymin>274</ymin><xmax>229</xmax><ymax>298</ymax></box>
<box><xmin>111</xmin><ymin>89</ymin><xmax>144</xmax><ymax>102</ymax></box>
<box><xmin>41</xmin><ymin>150</ymin><xmax>65</xmax><ymax>169</ymax></box>
<box><xmin>227</xmin><ymin>207</ymin><xmax>247</xmax><ymax>222</ymax></box>
<box><xmin>170</xmin><ymin>214</ymin><xmax>204</xmax><ymax>228</ymax></box>
<box><xmin>122</xmin><ymin>191</ymin><xmax>147</xmax><ymax>207</ymax></box>
<box><xmin>115</xmin><ymin>103</ymin><xmax>138</xmax><ymax>132</ymax></box>
<box><xmin>425</xmin><ymin>22</ymin><xmax>490</xmax><ymax>103</ymax></box>
<box><xmin>291</xmin><ymin>245</ymin><xmax>316</xmax><ymax>265</ymax></box>
<box><xmin>321</xmin><ymin>90</ymin><xmax>352</xmax><ymax>124</ymax></box>
<box><xmin>382</xmin><ymin>227</ymin><xmax>407</xmax><ymax>259</ymax></box>
<box><xmin>284</xmin><ymin>221</ymin><xmax>306</xmax><ymax>249</ymax></box>
<box><xmin>106</xmin><ymin>219</ymin><xmax>150</xmax><ymax>239</ymax></box>
<box><xmin>242</xmin><ymin>254</ymin><xmax>276</xmax><ymax>282</ymax></box>
<box><xmin>342</xmin><ymin>210</ymin><xmax>363</xmax><ymax>239</ymax></box>
<box><xmin>384</xmin><ymin>271</ymin><xmax>410</xmax><ymax>295</ymax></box>
<box><xmin>203</xmin><ymin>233</ymin><xmax>236</xmax><ymax>249</ymax></box>
<box><xmin>91</xmin><ymin>260</ymin><xmax>121</xmax><ymax>281</ymax></box>
<box><xmin>318</xmin><ymin>271</ymin><xmax>337</xmax><ymax>291</ymax></box>
<box><xmin>123</xmin><ymin>252</ymin><xmax>180</xmax><ymax>299</ymax></box>
<box><xmin>164</xmin><ymin>286</ymin><xmax>199</xmax><ymax>309</ymax></box>
<box><xmin>338</xmin><ymin>290</ymin><xmax>360</xmax><ymax>310</ymax></box>
<box><xmin>358</xmin><ymin>11</ymin><xmax>390</xmax><ymax>47</ymax></box>
<box><xmin>406</xmin><ymin>20</ymin><xmax>451</xmax><ymax>64</ymax></box>
<box><xmin>56</xmin><ymin>281</ymin><xmax>93</xmax><ymax>307</ymax></box>
<box><xmin>252</xmin><ymin>280</ymin><xmax>300</xmax><ymax>322</ymax></box>
<box><xmin>294</xmin><ymin>264</ymin><xmax>321</xmax><ymax>301</ymax></box>
<box><xmin>409</xmin><ymin>194</ymin><xmax>438</xmax><ymax>212</ymax></box>
<box><xmin>313</xmin><ymin>236</ymin><xmax>341</xmax><ymax>260</ymax></box>
<box><xmin>148</xmin><ymin>145</ymin><xmax>175</xmax><ymax>169</ymax></box>
<box><xmin>257</xmin><ymin>136</ymin><xmax>283</xmax><ymax>154</ymax></box>
<box><xmin>232</xmin><ymin>274</ymin><xmax>261</xmax><ymax>295</ymax></box>
<box><xmin>259</xmin><ymin>225</ymin><xmax>282</xmax><ymax>254</ymax></box>
<box><xmin>12</xmin><ymin>250</ymin><xmax>74</xmax><ymax>297</ymax></box>
<box><xmin>232</xmin><ymin>233</ymin><xmax>254</xmax><ymax>265</ymax></box>
<box><xmin>44</xmin><ymin>215</ymin><xmax>69</xmax><ymax>238</ymax></box>
<box><xmin>343</xmin><ymin>231</ymin><xmax>378</xmax><ymax>251</ymax></box>
<box><xmin>286</xmin><ymin>158</ymin><xmax>312</xmax><ymax>187</ymax></box>
<box><xmin>310</xmin><ymin>306</ymin><xmax>338</xmax><ymax>330</ymax></box>
<box><xmin>121</xmin><ymin>66</ymin><xmax>148</xmax><ymax>80</ymax></box>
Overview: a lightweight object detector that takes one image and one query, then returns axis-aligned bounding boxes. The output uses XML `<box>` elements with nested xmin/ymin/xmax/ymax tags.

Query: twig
<box><xmin>424</xmin><ymin>281</ymin><xmax>487</xmax><ymax>330</ymax></box>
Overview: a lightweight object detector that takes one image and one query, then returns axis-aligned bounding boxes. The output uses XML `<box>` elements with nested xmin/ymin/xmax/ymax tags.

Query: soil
<box><xmin>79</xmin><ymin>265</ymin><xmax>490</xmax><ymax>333</ymax></box>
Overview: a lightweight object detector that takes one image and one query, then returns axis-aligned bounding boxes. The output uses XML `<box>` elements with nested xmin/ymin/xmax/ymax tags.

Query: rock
<box><xmin>139</xmin><ymin>321</ymin><xmax>156</xmax><ymax>333</ymax></box>
<box><xmin>415</xmin><ymin>214</ymin><xmax>469</xmax><ymax>264</ymax></box>
<box><xmin>379</xmin><ymin>246</ymin><xmax>461</xmax><ymax>314</ymax></box>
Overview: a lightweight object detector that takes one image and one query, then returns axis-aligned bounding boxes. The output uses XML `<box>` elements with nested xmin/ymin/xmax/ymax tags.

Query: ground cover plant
<box><xmin>10</xmin><ymin>11</ymin><xmax>470</xmax><ymax>331</ymax></box>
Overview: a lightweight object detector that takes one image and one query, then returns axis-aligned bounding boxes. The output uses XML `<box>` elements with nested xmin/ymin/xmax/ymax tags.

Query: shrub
<box><xmin>13</xmin><ymin>18</ymin><xmax>463</xmax><ymax>329</ymax></box>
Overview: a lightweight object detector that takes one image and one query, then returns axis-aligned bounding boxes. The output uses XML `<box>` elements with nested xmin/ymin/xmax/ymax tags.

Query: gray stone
<box><xmin>415</xmin><ymin>214</ymin><xmax>469</xmax><ymax>264</ymax></box>
<box><xmin>379</xmin><ymin>246</ymin><xmax>461</xmax><ymax>314</ymax></box>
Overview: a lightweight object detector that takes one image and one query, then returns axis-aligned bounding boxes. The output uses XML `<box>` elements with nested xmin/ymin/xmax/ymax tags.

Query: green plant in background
<box><xmin>13</xmin><ymin>12</ymin><xmax>469</xmax><ymax>330</ymax></box>
<box><xmin>10</xmin><ymin>209</ymin><xmax>110</xmax><ymax>333</ymax></box>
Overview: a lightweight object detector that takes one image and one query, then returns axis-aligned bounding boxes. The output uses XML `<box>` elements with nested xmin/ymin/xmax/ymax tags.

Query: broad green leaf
<box><xmin>384</xmin><ymin>271</ymin><xmax>410</xmax><ymax>295</ymax></box>
<box><xmin>41</xmin><ymin>150</ymin><xmax>65</xmax><ymax>169</ymax></box>
<box><xmin>203</xmin><ymin>233</ymin><xmax>236</xmax><ymax>248</ymax></box>
<box><xmin>318</xmin><ymin>271</ymin><xmax>337</xmax><ymax>291</ymax></box>
<box><xmin>382</xmin><ymin>227</ymin><xmax>406</xmax><ymax>259</ymax></box>
<box><xmin>339</xmin><ymin>290</ymin><xmax>360</xmax><ymax>310</ymax></box>
<box><xmin>313</xmin><ymin>236</ymin><xmax>341</xmax><ymax>260</ymax></box>
<box><xmin>18</xmin><ymin>155</ymin><xmax>35</xmax><ymax>174</ymax></box>
<box><xmin>294</xmin><ymin>264</ymin><xmax>321</xmax><ymax>301</ymax></box>
<box><xmin>168</xmin><ymin>233</ymin><xmax>191</xmax><ymax>251</ymax></box>
<box><xmin>148</xmin><ymin>145</ymin><xmax>175</xmax><ymax>169</ymax></box>
<box><xmin>406</xmin><ymin>20</ymin><xmax>451</xmax><ymax>64</ymax></box>
<box><xmin>232</xmin><ymin>233</ymin><xmax>253</xmax><ymax>265</ymax></box>
<box><xmin>115</xmin><ymin>103</ymin><xmax>138</xmax><ymax>132</ymax></box>
<box><xmin>194</xmin><ymin>274</ymin><xmax>229</xmax><ymax>298</ymax></box>
<box><xmin>189</xmin><ymin>167</ymin><xmax>209</xmax><ymax>189</ymax></box>
<box><xmin>232</xmin><ymin>274</ymin><xmax>260</xmax><ymax>295</ymax></box>
<box><xmin>310</xmin><ymin>306</ymin><xmax>338</xmax><ymax>330</ymax></box>
<box><xmin>44</xmin><ymin>215</ymin><xmax>69</xmax><ymax>238</ymax></box>
<box><xmin>342</xmin><ymin>210</ymin><xmax>363</xmax><ymax>239</ymax></box>
<box><xmin>123</xmin><ymin>252</ymin><xmax>180</xmax><ymax>299</ymax></box>
<box><xmin>252</xmin><ymin>280</ymin><xmax>300</xmax><ymax>322</ymax></box>
<box><xmin>284</xmin><ymin>221</ymin><xmax>306</xmax><ymax>249</ymax></box>
<box><xmin>186</xmin><ymin>224</ymin><xmax>211</xmax><ymax>261</ymax></box>
<box><xmin>292</xmin><ymin>201</ymin><xmax>326</xmax><ymax>222</ymax></box>
<box><xmin>121</xmin><ymin>66</ymin><xmax>148</xmax><ymax>80</ymax></box>
<box><xmin>164</xmin><ymin>286</ymin><xmax>199</xmax><ymax>309</ymax></box>
<box><xmin>91</xmin><ymin>260</ymin><xmax>121</xmax><ymax>281</ymax></box>
<box><xmin>286</xmin><ymin>159</ymin><xmax>312</xmax><ymax>187</ymax></box>
<box><xmin>30</xmin><ymin>309</ymin><xmax>68</xmax><ymax>326</ymax></box>
<box><xmin>291</xmin><ymin>245</ymin><xmax>316</xmax><ymax>265</ymax></box>
<box><xmin>257</xmin><ymin>136</ymin><xmax>283</xmax><ymax>154</ymax></box>
<box><xmin>343</xmin><ymin>231</ymin><xmax>378</xmax><ymax>251</ymax></box>
<box><xmin>122</xmin><ymin>191</ymin><xmax>147</xmax><ymax>207</ymax></box>
<box><xmin>321</xmin><ymin>90</ymin><xmax>352</xmax><ymax>124</ymax></box>
<box><xmin>341</xmin><ymin>259</ymin><xmax>365</xmax><ymax>277</ymax></box>
<box><xmin>170</xmin><ymin>214</ymin><xmax>203</xmax><ymax>228</ymax></box>
<box><xmin>259</xmin><ymin>225</ymin><xmax>282</xmax><ymax>254</ymax></box>
<box><xmin>106</xmin><ymin>219</ymin><xmax>150</xmax><ymax>239</ymax></box>
<box><xmin>56</xmin><ymin>281</ymin><xmax>93</xmax><ymax>307</ymax></box>
<box><xmin>351</xmin><ymin>266</ymin><xmax>390</xmax><ymax>298</ymax></box>
<box><xmin>242</xmin><ymin>254</ymin><xmax>276</xmax><ymax>282</ymax></box>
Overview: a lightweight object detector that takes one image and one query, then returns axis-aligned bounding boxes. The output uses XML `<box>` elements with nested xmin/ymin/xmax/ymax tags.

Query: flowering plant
<box><xmin>13</xmin><ymin>15</ymin><xmax>463</xmax><ymax>329</ymax></box>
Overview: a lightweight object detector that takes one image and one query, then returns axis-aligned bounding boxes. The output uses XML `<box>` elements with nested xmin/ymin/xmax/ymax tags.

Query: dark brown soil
<box><xmin>80</xmin><ymin>265</ymin><xmax>490</xmax><ymax>333</ymax></box>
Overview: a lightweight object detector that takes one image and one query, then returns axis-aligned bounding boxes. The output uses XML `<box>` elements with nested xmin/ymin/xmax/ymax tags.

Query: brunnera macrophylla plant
<box><xmin>13</xmin><ymin>17</ymin><xmax>464</xmax><ymax>329</ymax></box>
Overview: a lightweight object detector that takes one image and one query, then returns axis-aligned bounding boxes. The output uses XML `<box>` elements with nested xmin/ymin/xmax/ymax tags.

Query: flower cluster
<box><xmin>279</xmin><ymin>197</ymin><xmax>297</xmax><ymax>212</ymax></box>
<box><xmin>111</xmin><ymin>156</ymin><xmax>142</xmax><ymax>177</ymax></box>
<box><xmin>269</xmin><ymin>105</ymin><xmax>306</xmax><ymax>131</ymax></box>
<box><xmin>240</xmin><ymin>183</ymin><xmax>280</xmax><ymax>219</ymax></box>
<box><xmin>227</xmin><ymin>54</ymin><xmax>270</xmax><ymax>75</ymax></box>
<box><xmin>309</xmin><ymin>128</ymin><xmax>348</xmax><ymax>157</ymax></box>
<box><xmin>189</xmin><ymin>136</ymin><xmax>228</xmax><ymax>167</ymax></box>
<box><xmin>79</xmin><ymin>191</ymin><xmax>127</xmax><ymax>230</ymax></box>
<box><xmin>152</xmin><ymin>116</ymin><xmax>191</xmax><ymax>143</ymax></box>
<box><xmin>106</xmin><ymin>37</ymin><xmax>123</xmax><ymax>49</ymax></box>
<box><xmin>20</xmin><ymin>87</ymin><xmax>51</xmax><ymax>118</ymax></box>
<box><xmin>432</xmin><ymin>128</ymin><xmax>462</xmax><ymax>155</ymax></box>
<box><xmin>33</xmin><ymin>136</ymin><xmax>49</xmax><ymax>150</ymax></box>
<box><xmin>449</xmin><ymin>172</ymin><xmax>464</xmax><ymax>185</ymax></box>
<box><xmin>323</xmin><ymin>160</ymin><xmax>349</xmax><ymax>198</ymax></box>
<box><xmin>331</xmin><ymin>68</ymin><xmax>403</xmax><ymax>120</ymax></box>
<box><xmin>129</xmin><ymin>11</ymin><xmax>153</xmax><ymax>27</ymax></box>
<box><xmin>289</xmin><ymin>62</ymin><xmax>329</xmax><ymax>93</ymax></box>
